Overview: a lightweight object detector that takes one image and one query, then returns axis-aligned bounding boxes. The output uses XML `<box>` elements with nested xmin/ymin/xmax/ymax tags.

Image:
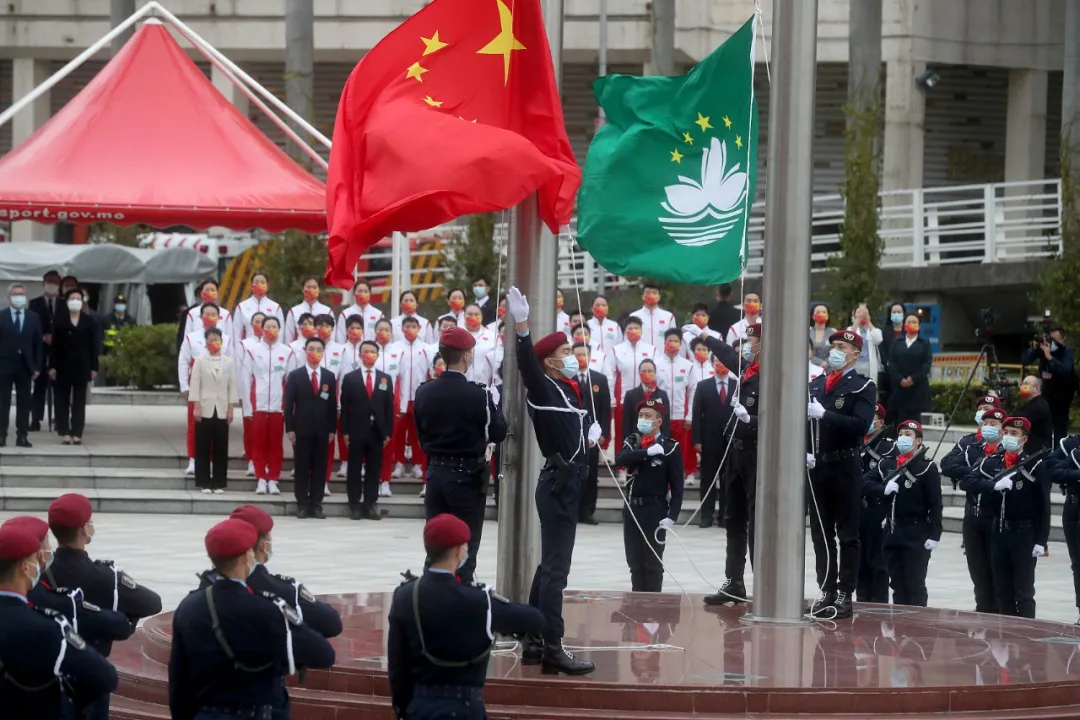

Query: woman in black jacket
<box><xmin>620</xmin><ymin>359</ymin><xmax>671</xmax><ymax>443</ymax></box>
<box><xmin>886</xmin><ymin>313</ymin><xmax>932</xmax><ymax>426</ymax></box>
<box><xmin>49</xmin><ymin>288</ymin><xmax>99</xmax><ymax>444</ymax></box>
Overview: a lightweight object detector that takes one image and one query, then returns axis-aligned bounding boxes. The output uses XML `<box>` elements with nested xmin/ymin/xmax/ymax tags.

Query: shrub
<box><xmin>928</xmin><ymin>381</ymin><xmax>993</xmax><ymax>419</ymax></box>
<box><xmin>100</xmin><ymin>323</ymin><xmax>179</xmax><ymax>391</ymax></box>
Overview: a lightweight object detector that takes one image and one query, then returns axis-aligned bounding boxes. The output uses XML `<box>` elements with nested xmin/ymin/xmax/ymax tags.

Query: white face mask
<box><xmin>9</xmin><ymin>295</ymin><xmax>27</xmax><ymax>310</ymax></box>
<box><xmin>557</xmin><ymin>355</ymin><xmax>577</xmax><ymax>378</ymax></box>
<box><xmin>43</xmin><ymin>283</ymin><xmax>59</xmax><ymax>296</ymax></box>
<box><xmin>67</xmin><ymin>299</ymin><xmax>83</xmax><ymax>312</ymax></box>
<box><xmin>115</xmin><ymin>303</ymin><xmax>127</xmax><ymax>313</ymax></box>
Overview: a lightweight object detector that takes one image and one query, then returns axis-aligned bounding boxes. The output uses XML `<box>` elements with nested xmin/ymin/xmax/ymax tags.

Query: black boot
<box><xmin>296</xmin><ymin>506</ymin><xmax>310</xmax><ymax>519</ymax></box>
<box><xmin>521</xmin><ymin>634</ymin><xmax>542</xmax><ymax>665</ymax></box>
<box><xmin>541</xmin><ymin>643</ymin><xmax>595</xmax><ymax>676</ymax></box>
<box><xmin>703</xmin><ymin>579</ymin><xmax>746</xmax><ymax>606</ymax></box>
<box><xmin>311</xmin><ymin>505</ymin><xmax>326</xmax><ymax>520</ymax></box>
<box><xmin>806</xmin><ymin>590</ymin><xmax>836</xmax><ymax>616</ymax></box>
<box><xmin>698</xmin><ymin>515</ymin><xmax>714</xmax><ymax>529</ymax></box>
<box><xmin>830</xmin><ymin>590</ymin><xmax>853</xmax><ymax>619</ymax></box>
<box><xmin>350</xmin><ymin>506</ymin><xmax>363</xmax><ymax>520</ymax></box>
<box><xmin>362</xmin><ymin>505</ymin><xmax>381</xmax><ymax>521</ymax></box>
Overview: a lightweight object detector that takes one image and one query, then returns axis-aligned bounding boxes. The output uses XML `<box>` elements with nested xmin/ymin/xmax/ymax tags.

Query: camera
<box><xmin>1033</xmin><ymin>309</ymin><xmax>1054</xmax><ymax>346</ymax></box>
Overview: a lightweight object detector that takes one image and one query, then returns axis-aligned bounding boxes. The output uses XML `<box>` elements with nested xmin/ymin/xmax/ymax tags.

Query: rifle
<box><xmin>988</xmin><ymin>449</ymin><xmax>1049</xmax><ymax>531</ymax></box>
<box><xmin>860</xmin><ymin>426</ymin><xmax>887</xmax><ymax>460</ymax></box>
<box><xmin>886</xmin><ymin>445</ymin><xmax>929</xmax><ymax>531</ymax></box>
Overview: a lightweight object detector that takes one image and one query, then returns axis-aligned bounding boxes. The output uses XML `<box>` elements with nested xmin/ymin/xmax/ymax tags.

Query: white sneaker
<box><xmin>255</xmin><ymin>479</ymin><xmax>268</xmax><ymax>495</ymax></box>
<box><xmin>392</xmin><ymin>462</ymin><xmax>405</xmax><ymax>478</ymax></box>
<box><xmin>411</xmin><ymin>464</ymin><xmax>424</xmax><ymax>479</ymax></box>
<box><xmin>246</xmin><ymin>461</ymin><xmax>255</xmax><ymax>477</ymax></box>
<box><xmin>380</xmin><ymin>482</ymin><xmax>392</xmax><ymax>497</ymax></box>
<box><xmin>268</xmin><ymin>480</ymin><xmax>281</xmax><ymax>495</ymax></box>
<box><xmin>684</xmin><ymin>474</ymin><xmax>698</xmax><ymax>488</ymax></box>
<box><xmin>201</xmin><ymin>488</ymin><xmax>212</xmax><ymax>494</ymax></box>
<box><xmin>419</xmin><ymin>485</ymin><xmax>426</xmax><ymax>498</ymax></box>
<box><xmin>185</xmin><ymin>459</ymin><xmax>195</xmax><ymax>475</ymax></box>
<box><xmin>213</xmin><ymin>488</ymin><xmax>225</xmax><ymax>495</ymax></box>
<box><xmin>337</xmin><ymin>461</ymin><xmax>348</xmax><ymax>478</ymax></box>
<box><xmin>324</xmin><ymin>483</ymin><xmax>332</xmax><ymax>496</ymax></box>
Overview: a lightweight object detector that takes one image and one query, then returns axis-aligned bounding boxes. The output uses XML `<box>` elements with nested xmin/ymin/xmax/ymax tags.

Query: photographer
<box><xmin>1021</xmin><ymin>328</ymin><xmax>1075</xmax><ymax>444</ymax></box>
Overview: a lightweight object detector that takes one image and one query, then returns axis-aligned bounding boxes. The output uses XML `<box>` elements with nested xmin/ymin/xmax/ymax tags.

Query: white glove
<box><xmin>681</xmin><ymin>323</ymin><xmax>703</xmax><ymax>339</ymax></box>
<box><xmin>646</xmin><ymin>443</ymin><xmax>665</xmax><ymax>457</ymax></box>
<box><xmin>733</xmin><ymin>402</ymin><xmax>750</xmax><ymax>423</ymax></box>
<box><xmin>805</xmin><ymin>453</ymin><xmax>816</xmax><ymax>469</ymax></box>
<box><xmin>807</xmin><ymin>399</ymin><xmax>826</xmax><ymax>420</ymax></box>
<box><xmin>883</xmin><ymin>479</ymin><xmax>899</xmax><ymax>495</ymax></box>
<box><xmin>658</xmin><ymin>517</ymin><xmax>674</xmax><ymax>530</ymax></box>
<box><xmin>1033</xmin><ymin>544</ymin><xmax>1045</xmax><ymax>558</ymax></box>
<box><xmin>994</xmin><ymin>477</ymin><xmax>1013</xmax><ymax>492</ymax></box>
<box><xmin>880</xmin><ymin>621</ymin><xmax>896</xmax><ymax>640</ymax></box>
<box><xmin>587</xmin><ymin>421</ymin><xmax>602</xmax><ymax>446</ymax></box>
<box><xmin>485</xmin><ymin>442</ymin><xmax>496</xmax><ymax>461</ymax></box>
<box><xmin>924</xmin><ymin>539</ymin><xmax>938</xmax><ymax>551</ymax></box>
<box><xmin>506</xmin><ymin>286</ymin><xmax>529</xmax><ymax>322</ymax></box>
<box><xmin>488</xmin><ymin>384</ymin><xmax>501</xmax><ymax>406</ymax></box>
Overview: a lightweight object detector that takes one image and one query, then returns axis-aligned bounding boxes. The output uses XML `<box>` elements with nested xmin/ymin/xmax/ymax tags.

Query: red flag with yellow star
<box><xmin>324</xmin><ymin>0</ymin><xmax>581</xmax><ymax>288</ymax></box>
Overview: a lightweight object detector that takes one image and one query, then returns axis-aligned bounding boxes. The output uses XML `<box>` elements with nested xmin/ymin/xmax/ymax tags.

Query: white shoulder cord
<box><xmin>67</xmin><ymin>587</ymin><xmax>84</xmax><ymax>634</ymax></box>
<box><xmin>110</xmin><ymin>565</ymin><xmax>121</xmax><ymax>612</ymax></box>
<box><xmin>292</xmin><ymin>580</ymin><xmax>305</xmax><ymax>623</ymax></box>
<box><xmin>52</xmin><ymin>615</ymin><xmax>72</xmax><ymax>677</ymax></box>
<box><xmin>271</xmin><ymin>597</ymin><xmax>297</xmax><ymax>675</ymax></box>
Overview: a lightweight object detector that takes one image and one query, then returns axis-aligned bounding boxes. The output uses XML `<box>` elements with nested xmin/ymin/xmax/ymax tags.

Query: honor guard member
<box><xmin>169</xmin><ymin>520</ymin><xmax>336</xmax><ymax>720</ymax></box>
<box><xmin>414</xmin><ymin>327</ymin><xmax>507</xmax><ymax>585</ymax></box>
<box><xmin>195</xmin><ymin>505</ymin><xmax>344</xmax><ymax>639</ymax></box>
<box><xmin>615</xmin><ymin>398</ymin><xmax>684</xmax><ymax>592</ymax></box>
<box><xmin>46</xmin><ymin>493</ymin><xmax>161</xmax><ymax>720</ymax></box>
<box><xmin>505</xmin><ymin>286</ymin><xmax>602</xmax><ymax>675</ymax></box>
<box><xmin>963</xmin><ymin>417</ymin><xmax>1050</xmax><ymax>619</ymax></box>
<box><xmin>940</xmin><ymin>394</ymin><xmax>1003</xmax><ymax>490</ymax></box>
<box><xmin>864</xmin><ymin>421</ymin><xmax>942</xmax><ymax>607</ymax></box>
<box><xmin>857</xmin><ymin>404</ymin><xmax>896</xmax><ymax>603</ymax></box>
<box><xmin>955</xmin><ymin>408</ymin><xmax>1007</xmax><ymax>613</ymax></box>
<box><xmin>388</xmin><ymin>515</ymin><xmax>544</xmax><ymax>720</ymax></box>
<box><xmin>0</xmin><ymin>525</ymin><xmax>118</xmax><ymax>720</ymax></box>
<box><xmin>1046</xmin><ymin>434</ymin><xmax>1080</xmax><ymax>623</ymax></box>
<box><xmin>806</xmin><ymin>329</ymin><xmax>878</xmax><ymax>619</ymax></box>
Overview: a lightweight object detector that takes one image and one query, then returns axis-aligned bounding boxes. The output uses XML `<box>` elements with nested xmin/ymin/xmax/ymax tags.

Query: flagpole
<box><xmin>747</xmin><ymin>0</ymin><xmax>819</xmax><ymax>623</ymax></box>
<box><xmin>496</xmin><ymin>0</ymin><xmax>565</xmax><ymax>602</ymax></box>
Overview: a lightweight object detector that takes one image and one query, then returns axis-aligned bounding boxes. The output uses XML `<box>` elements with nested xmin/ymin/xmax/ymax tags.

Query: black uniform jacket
<box><xmin>32</xmin><ymin>579</ymin><xmax>135</xmax><ymax>645</ymax></box>
<box><xmin>579</xmin><ymin>369</ymin><xmax>611</xmax><ymax>436</ymax></box>
<box><xmin>414</xmin><ymin>370</ymin><xmax>506</xmax><ymax>458</ymax></box>
<box><xmin>861</xmin><ymin>427</ymin><xmax>897</xmax><ymax>473</ymax></box>
<box><xmin>620</xmin><ymin>386</ymin><xmax>671</xmax><ymax>443</ymax></box>
<box><xmin>960</xmin><ymin>450</ymin><xmax>1051</xmax><ymax>546</ymax></box>
<box><xmin>615</xmin><ymin>433</ymin><xmax>685</xmax><ymax>522</ymax></box>
<box><xmin>940</xmin><ymin>432</ymin><xmax>986</xmax><ymax>484</ymax></box>
<box><xmin>516</xmin><ymin>332</ymin><xmax>587</xmax><ymax>462</ymax></box>
<box><xmin>387</xmin><ymin>570</ymin><xmax>544</xmax><ymax>717</ymax></box>
<box><xmin>168</xmin><ymin>578</ymin><xmax>336</xmax><ymax>720</ymax></box>
<box><xmin>340</xmin><ymin>367</ymin><xmax>395</xmax><ymax>443</ymax></box>
<box><xmin>808</xmin><ymin>370</ymin><xmax>877</xmax><ymax>454</ymax></box>
<box><xmin>1046</xmin><ymin>436</ymin><xmax>1080</xmax><ymax>494</ymax></box>
<box><xmin>1018</xmin><ymin>395</ymin><xmax>1054</xmax><ymax>453</ymax></box>
<box><xmin>862</xmin><ymin>452</ymin><xmax>943</xmax><ymax>541</ymax></box>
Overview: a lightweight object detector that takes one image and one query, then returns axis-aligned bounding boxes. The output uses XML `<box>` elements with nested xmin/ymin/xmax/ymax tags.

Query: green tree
<box><xmin>89</xmin><ymin>222</ymin><xmax>151</xmax><ymax>247</ymax></box>
<box><xmin>441</xmin><ymin>213</ymin><xmax>503</xmax><ymax>293</ymax></box>
<box><xmin>255</xmin><ymin>231</ymin><xmax>329</xmax><ymax>308</ymax></box>
<box><xmin>1034</xmin><ymin>127</ymin><xmax>1080</xmax><ymax>335</ymax></box>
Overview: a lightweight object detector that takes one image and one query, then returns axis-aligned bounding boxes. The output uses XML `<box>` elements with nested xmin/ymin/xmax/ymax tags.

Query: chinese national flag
<box><xmin>325</xmin><ymin>0</ymin><xmax>581</xmax><ymax>288</ymax></box>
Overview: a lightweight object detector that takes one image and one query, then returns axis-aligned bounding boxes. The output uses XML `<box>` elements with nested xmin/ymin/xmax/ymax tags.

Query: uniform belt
<box><xmin>862</xmin><ymin>497</ymin><xmax>883</xmax><ymax>507</ymax></box>
<box><xmin>1068</xmin><ymin>493</ymin><xmax>1080</xmax><ymax>505</ymax></box>
<box><xmin>628</xmin><ymin>496</ymin><xmax>666</xmax><ymax>507</ymax></box>
<box><xmin>413</xmin><ymin>685</ymin><xmax>484</xmax><ymax>701</ymax></box>
<box><xmin>999</xmin><ymin>518</ymin><xmax>1035</xmax><ymax>530</ymax></box>
<box><xmin>428</xmin><ymin>455</ymin><xmax>484</xmax><ymax>472</ymax></box>
<box><xmin>817</xmin><ymin>448</ymin><xmax>859</xmax><ymax>462</ymax></box>
<box><xmin>733</xmin><ymin>439</ymin><xmax>756</xmax><ymax>451</ymax></box>
<box><xmin>199</xmin><ymin>706</ymin><xmax>275</xmax><ymax>719</ymax></box>
<box><xmin>890</xmin><ymin>518</ymin><xmax>928</xmax><ymax>527</ymax></box>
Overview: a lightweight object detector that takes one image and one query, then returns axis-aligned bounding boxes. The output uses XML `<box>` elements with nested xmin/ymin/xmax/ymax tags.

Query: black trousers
<box><xmin>406</xmin><ymin>696</ymin><xmax>485</xmax><ymax>720</ymax></box>
<box><xmin>579</xmin><ymin>446</ymin><xmax>600</xmax><ymax>520</ymax></box>
<box><xmin>990</xmin><ymin>524</ymin><xmax>1037</xmax><ymax>618</ymax></box>
<box><xmin>808</xmin><ymin>455</ymin><xmax>862</xmax><ymax>595</ymax></box>
<box><xmin>883</xmin><ymin>524</ymin><xmax>931</xmax><ymax>607</ymax></box>
<box><xmin>1063</xmin><ymin>496</ymin><xmax>1080</xmax><ymax>611</ymax></box>
<box><xmin>293</xmin><ymin>434</ymin><xmax>329</xmax><ymax>509</ymax></box>
<box><xmin>857</xmin><ymin>500</ymin><xmax>890</xmax><ymax>603</ymax></box>
<box><xmin>623</xmin><ymin>502</ymin><xmax>667</xmax><ymax>592</ymax></box>
<box><xmin>724</xmin><ymin>448</ymin><xmax>757</xmax><ymax>582</ymax></box>
<box><xmin>528</xmin><ymin>464</ymin><xmax>584</xmax><ymax>644</ymax></box>
<box><xmin>699</xmin><ymin>449</ymin><xmax>727</xmax><ymax>524</ymax></box>
<box><xmin>346</xmin><ymin>433</ymin><xmax>383</xmax><ymax>509</ymax></box>
<box><xmin>0</xmin><ymin>367</ymin><xmax>31</xmax><ymax>437</ymax></box>
<box><xmin>423</xmin><ymin>467</ymin><xmax>486</xmax><ymax>585</ymax></box>
<box><xmin>32</xmin><ymin>348</ymin><xmax>48</xmax><ymax>423</ymax></box>
<box><xmin>55</xmin><ymin>374</ymin><xmax>88</xmax><ymax>437</ymax></box>
<box><xmin>1050</xmin><ymin>399</ymin><xmax>1072</xmax><ymax>446</ymax></box>
<box><xmin>194</xmin><ymin>413</ymin><xmax>229</xmax><ymax>489</ymax></box>
<box><xmin>962</xmin><ymin>513</ymin><xmax>997</xmax><ymax>613</ymax></box>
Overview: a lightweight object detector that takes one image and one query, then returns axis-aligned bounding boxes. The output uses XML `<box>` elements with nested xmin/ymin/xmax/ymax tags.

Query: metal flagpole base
<box><xmin>740</xmin><ymin>612</ymin><xmax>812</xmax><ymax>626</ymax></box>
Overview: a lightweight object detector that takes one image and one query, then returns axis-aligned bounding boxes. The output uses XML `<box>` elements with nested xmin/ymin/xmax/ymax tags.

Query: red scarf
<box><xmin>1004</xmin><ymin>452</ymin><xmax>1020</xmax><ymax>469</ymax></box>
<box><xmin>896</xmin><ymin>451</ymin><xmax>914</xmax><ymax>466</ymax></box>
<box><xmin>975</xmin><ymin>428</ymin><xmax>982</xmax><ymax>441</ymax></box>
<box><xmin>641</xmin><ymin>435</ymin><xmax>656</xmax><ymax>448</ymax></box>
<box><xmin>984</xmin><ymin>442</ymin><xmax>999</xmax><ymax>456</ymax></box>
<box><xmin>559</xmin><ymin>376</ymin><xmax>582</xmax><ymax>404</ymax></box>
<box><xmin>825</xmin><ymin>371</ymin><xmax>843</xmax><ymax>393</ymax></box>
<box><xmin>742</xmin><ymin>362</ymin><xmax>760</xmax><ymax>382</ymax></box>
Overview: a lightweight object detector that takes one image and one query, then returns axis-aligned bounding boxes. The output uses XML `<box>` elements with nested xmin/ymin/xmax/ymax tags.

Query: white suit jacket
<box><xmin>189</xmin><ymin>354</ymin><xmax>239</xmax><ymax>420</ymax></box>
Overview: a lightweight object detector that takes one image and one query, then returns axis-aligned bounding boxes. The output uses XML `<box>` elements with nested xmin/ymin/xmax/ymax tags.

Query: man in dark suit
<box><xmin>284</xmin><ymin>337</ymin><xmax>338</xmax><ymax>519</ymax></box>
<box><xmin>1</xmin><ymin>283</ymin><xmax>44</xmax><ymax>447</ymax></box>
<box><xmin>692</xmin><ymin>357</ymin><xmax>738</xmax><ymax>529</ymax></box>
<box><xmin>28</xmin><ymin>270</ymin><xmax>61</xmax><ymax>431</ymax></box>
<box><xmin>707</xmin><ymin>283</ymin><xmax>741</xmax><ymax>340</ymax></box>
<box><xmin>340</xmin><ymin>341</ymin><xmax>395</xmax><ymax>520</ymax></box>
<box><xmin>1016</xmin><ymin>375</ymin><xmax>1054</xmax><ymax>453</ymax></box>
<box><xmin>572</xmin><ymin>342</ymin><xmax>611</xmax><ymax>525</ymax></box>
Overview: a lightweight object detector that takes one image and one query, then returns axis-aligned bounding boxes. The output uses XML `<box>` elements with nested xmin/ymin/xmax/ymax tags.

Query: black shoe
<box><xmin>579</xmin><ymin>515</ymin><xmax>599</xmax><ymax>525</ymax></box>
<box><xmin>830</xmin><ymin>591</ymin><xmax>853</xmax><ymax>619</ymax></box>
<box><xmin>541</xmin><ymin>643</ymin><xmax>595</xmax><ymax>675</ymax></box>
<box><xmin>15</xmin><ymin>435</ymin><xmax>31</xmax><ymax>448</ymax></box>
<box><xmin>312</xmin><ymin>506</ymin><xmax>326</xmax><ymax>520</ymax></box>
<box><xmin>806</xmin><ymin>591</ymin><xmax>836</xmax><ymax>616</ymax></box>
<box><xmin>350</xmin><ymin>507</ymin><xmax>363</xmax><ymax>520</ymax></box>
<box><xmin>699</xmin><ymin>516</ymin><xmax>714</xmax><ymax>529</ymax></box>
<box><xmin>361</xmin><ymin>505</ymin><xmax>381</xmax><ymax>521</ymax></box>
<box><xmin>703</xmin><ymin>579</ymin><xmax>746</xmax><ymax>606</ymax></box>
<box><xmin>297</xmin><ymin>506</ymin><xmax>310</xmax><ymax>519</ymax></box>
<box><xmin>29</xmin><ymin>421</ymin><xmax>40</xmax><ymax>432</ymax></box>
<box><xmin>0</xmin><ymin>436</ymin><xmax>6</xmax><ymax>448</ymax></box>
<box><xmin>521</xmin><ymin>634</ymin><xmax>543</xmax><ymax>665</ymax></box>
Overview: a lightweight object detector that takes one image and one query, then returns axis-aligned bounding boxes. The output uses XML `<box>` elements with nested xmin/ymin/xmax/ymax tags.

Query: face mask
<box><xmin>975</xmin><ymin>410</ymin><xmax>985</xmax><ymax>424</ymax></box>
<box><xmin>640</xmin><ymin>371</ymin><xmax>656</xmax><ymax>386</ymax></box>
<box><xmin>317</xmin><ymin>327</ymin><xmax>333</xmax><ymax>341</ymax></box>
<box><xmin>300</xmin><ymin>325</ymin><xmax>316</xmax><ymax>339</ymax></box>
<box><xmin>307</xmin><ymin>350</ymin><xmax>324</xmax><ymax>366</ymax></box>
<box><xmin>891</xmin><ymin>312</ymin><xmax>904</xmax><ymax>324</ymax></box>
<box><xmin>43</xmin><ymin>283</ymin><xmax>59</xmax><ymax>296</ymax></box>
<box><xmin>556</xmin><ymin>297</ymin><xmax>564</xmax><ymax>311</ymax></box>
<box><xmin>361</xmin><ymin>351</ymin><xmax>378</xmax><ymax>367</ymax></box>
<box><xmin>201</xmin><ymin>288</ymin><xmax>217</xmax><ymax>303</ymax></box>
<box><xmin>556</xmin><ymin>355</ymin><xmax>577</xmax><ymax>378</ymax></box>
<box><xmin>497</xmin><ymin>306</ymin><xmax>506</xmax><ymax>319</ymax></box>
<box><xmin>742</xmin><ymin>344</ymin><xmax>755</xmax><ymax>362</ymax></box>
<box><xmin>1002</xmin><ymin>435</ymin><xmax>1022</xmax><ymax>453</ymax></box>
<box><xmin>403</xmin><ymin>328</ymin><xmax>419</xmax><ymax>341</ymax></box>
<box><xmin>434</xmin><ymin>366</ymin><xmax>445</xmax><ymax>377</ymax></box>
<box><xmin>246</xmin><ymin>552</ymin><xmax>257</xmax><ymax>578</ymax></box>
<box><xmin>625</xmin><ymin>329</ymin><xmax>641</xmax><ymax>343</ymax></box>
<box><xmin>868</xmin><ymin>423</ymin><xmax>877</xmax><ymax>435</ymax></box>
<box><xmin>813</xmin><ymin>312</ymin><xmax>828</xmax><ymax>325</ymax></box>
<box><xmin>10</xmin><ymin>295</ymin><xmax>28</xmax><ymax>310</ymax></box>
<box><xmin>896</xmin><ymin>436</ymin><xmax>915</xmax><ymax>454</ymax></box>
<box><xmin>67</xmin><ymin>299</ymin><xmax>84</xmax><ymax>313</ymax></box>
<box><xmin>303</xmin><ymin>288</ymin><xmax>320</xmax><ymax>303</ymax></box>
<box><xmin>458</xmin><ymin>550</ymin><xmax>469</xmax><ymax>571</ymax></box>
<box><xmin>694</xmin><ymin>349</ymin><xmax>710</xmax><ymax>363</ymax></box>
<box><xmin>593</xmin><ymin>306</ymin><xmax>608</xmax><ymax>320</ymax></box>
<box><xmin>44</xmin><ymin>550</ymin><xmax>54</xmax><ymax>572</ymax></box>
<box><xmin>263</xmin><ymin>328</ymin><xmax>279</xmax><ymax>344</ymax></box>
<box><xmin>576</xmin><ymin>355</ymin><xmax>588</xmax><ymax>370</ymax></box>
<box><xmin>251</xmin><ymin>282</ymin><xmax>268</xmax><ymax>298</ymax></box>
<box><xmin>465</xmin><ymin>316</ymin><xmax>482</xmax><ymax>330</ymax></box>
<box><xmin>693</xmin><ymin>315</ymin><xmax>708</xmax><ymax>328</ymax></box>
<box><xmin>745</xmin><ymin>301</ymin><xmax>761</xmax><ymax>315</ymax></box>
<box><xmin>115</xmin><ymin>303</ymin><xmax>127</xmax><ymax>313</ymax></box>
<box><xmin>263</xmin><ymin>542</ymin><xmax>274</xmax><ymax>565</ymax></box>
<box><xmin>643</xmin><ymin>292</ymin><xmax>659</xmax><ymax>308</ymax></box>
<box><xmin>904</xmin><ymin>323</ymin><xmax>918</xmax><ymax>335</ymax></box>
<box><xmin>981</xmin><ymin>425</ymin><xmax>1000</xmax><ymax>443</ymax></box>
<box><xmin>355</xmin><ymin>291</ymin><xmax>370</xmax><ymax>305</ymax></box>
<box><xmin>713</xmin><ymin>364</ymin><xmax>728</xmax><ymax>377</ymax></box>
<box><xmin>827</xmin><ymin>348</ymin><xmax>849</xmax><ymax>370</ymax></box>
<box><xmin>1051</xmin><ymin>341</ymin><xmax>1060</xmax><ymax>352</ymax></box>
<box><xmin>665</xmin><ymin>340</ymin><xmax>681</xmax><ymax>356</ymax></box>
<box><xmin>473</xmin><ymin>285</ymin><xmax>487</xmax><ymax>299</ymax></box>
<box><xmin>29</xmin><ymin>560</ymin><xmax>41</xmax><ymax>590</ymax></box>
<box><xmin>401</xmin><ymin>300</ymin><xmax>417</xmax><ymax>314</ymax></box>
<box><xmin>449</xmin><ymin>298</ymin><xmax>465</xmax><ymax>312</ymax></box>
<box><xmin>637</xmin><ymin>418</ymin><xmax>656</xmax><ymax>435</ymax></box>
<box><xmin>376</xmin><ymin>330</ymin><xmax>392</xmax><ymax>344</ymax></box>
<box><xmin>201</xmin><ymin>315</ymin><xmax>217</xmax><ymax>329</ymax></box>
<box><xmin>206</xmin><ymin>340</ymin><xmax>222</xmax><ymax>355</ymax></box>
<box><xmin>1018</xmin><ymin>384</ymin><xmax>1032</xmax><ymax>399</ymax></box>
<box><xmin>347</xmin><ymin>328</ymin><xmax>363</xmax><ymax>343</ymax></box>
<box><xmin>253</xmin><ymin>323</ymin><xmax>264</xmax><ymax>338</ymax></box>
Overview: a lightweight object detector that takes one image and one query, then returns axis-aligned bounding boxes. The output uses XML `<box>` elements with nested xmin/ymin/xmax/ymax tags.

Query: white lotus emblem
<box><xmin>659</xmin><ymin>137</ymin><xmax>748</xmax><ymax>247</ymax></box>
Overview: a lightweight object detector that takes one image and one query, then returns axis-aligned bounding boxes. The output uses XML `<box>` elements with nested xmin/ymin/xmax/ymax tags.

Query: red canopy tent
<box><xmin>0</xmin><ymin>21</ymin><xmax>326</xmax><ymax>233</ymax></box>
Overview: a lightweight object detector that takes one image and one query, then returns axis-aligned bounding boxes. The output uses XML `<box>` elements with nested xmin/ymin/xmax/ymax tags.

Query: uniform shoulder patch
<box><xmin>82</xmin><ymin>601</ymin><xmax>101</xmax><ymax>612</ymax></box>
<box><xmin>66</xmin><ymin>630</ymin><xmax>87</xmax><ymax>651</ymax></box>
<box><xmin>120</xmin><ymin>572</ymin><xmax>137</xmax><ymax>590</ymax></box>
<box><xmin>260</xmin><ymin>590</ymin><xmax>281</xmax><ymax>602</ymax></box>
<box><xmin>299</xmin><ymin>586</ymin><xmax>316</xmax><ymax>603</ymax></box>
<box><xmin>38</xmin><ymin>607</ymin><xmax>61</xmax><ymax>618</ymax></box>
<box><xmin>52</xmin><ymin>587</ymin><xmax>70</xmax><ymax>594</ymax></box>
<box><xmin>274</xmin><ymin>574</ymin><xmax>296</xmax><ymax>584</ymax></box>
<box><xmin>284</xmin><ymin>605</ymin><xmax>302</xmax><ymax>626</ymax></box>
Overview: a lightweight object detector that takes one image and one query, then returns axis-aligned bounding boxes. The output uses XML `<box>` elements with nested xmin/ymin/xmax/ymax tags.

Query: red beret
<box><xmin>48</xmin><ymin>493</ymin><xmax>93</xmax><ymax>529</ymax></box>
<box><xmin>983</xmin><ymin>408</ymin><xmax>1006</xmax><ymax>423</ymax></box>
<box><xmin>2</xmin><ymin>516</ymin><xmax>49</xmax><ymax>543</ymax></box>
<box><xmin>745</xmin><ymin>323</ymin><xmax>762</xmax><ymax>339</ymax></box>
<box><xmin>423</xmin><ymin>513</ymin><xmax>471</xmax><ymax>549</ymax></box>
<box><xmin>829</xmin><ymin>329</ymin><xmax>864</xmax><ymax>351</ymax></box>
<box><xmin>898</xmin><ymin>419</ymin><xmax>923</xmax><ymax>437</ymax></box>
<box><xmin>977</xmin><ymin>394</ymin><xmax>1002</xmax><ymax>409</ymax></box>
<box><xmin>874</xmin><ymin>403</ymin><xmax>886</xmax><ymax>418</ymax></box>
<box><xmin>439</xmin><ymin>327</ymin><xmax>476</xmax><ymax>351</ymax></box>
<box><xmin>230</xmin><ymin>505</ymin><xmax>274</xmax><ymax>537</ymax></box>
<box><xmin>1004</xmin><ymin>416</ymin><xmax>1031</xmax><ymax>433</ymax></box>
<box><xmin>205</xmin><ymin>519</ymin><xmax>258</xmax><ymax>561</ymax></box>
<box><xmin>636</xmin><ymin>397</ymin><xmax>667</xmax><ymax>416</ymax></box>
<box><xmin>0</xmin><ymin>526</ymin><xmax>42</xmax><ymax>561</ymax></box>
<box><xmin>533</xmin><ymin>331</ymin><xmax>569</xmax><ymax>360</ymax></box>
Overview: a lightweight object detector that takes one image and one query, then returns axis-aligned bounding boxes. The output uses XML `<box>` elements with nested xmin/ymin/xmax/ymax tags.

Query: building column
<box><xmin>1004</xmin><ymin>69</ymin><xmax>1048</xmax><ymax>183</ymax></box>
<box><xmin>882</xmin><ymin>59</ymin><xmax>925</xmax><ymax>192</ymax></box>
<box><xmin>11</xmin><ymin>59</ymin><xmax>52</xmax><ymax>244</ymax></box>
<box><xmin>211</xmin><ymin>64</ymin><xmax>249</xmax><ymax>116</ymax></box>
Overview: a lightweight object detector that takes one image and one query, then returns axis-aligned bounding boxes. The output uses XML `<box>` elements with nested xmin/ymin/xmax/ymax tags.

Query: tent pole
<box><xmin>148</xmin><ymin>2</ymin><xmax>333</xmax><ymax>149</ymax></box>
<box><xmin>0</xmin><ymin>2</ymin><xmax>156</xmax><ymax>131</ymax></box>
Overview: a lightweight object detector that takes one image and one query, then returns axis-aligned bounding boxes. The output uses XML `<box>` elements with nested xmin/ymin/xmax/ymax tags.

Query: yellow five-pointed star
<box><xmin>682</xmin><ymin>131</ymin><xmax>694</xmax><ymax>146</ymax></box>
<box><xmin>695</xmin><ymin>113</ymin><xmax>713</xmax><ymax>133</ymax></box>
<box><xmin>723</xmin><ymin>115</ymin><xmax>733</xmax><ymax>129</ymax></box>
<box><xmin>735</xmin><ymin>135</ymin><xmax>744</xmax><ymax>149</ymax></box>
<box><xmin>670</xmin><ymin>148</ymin><xmax>684</xmax><ymax>163</ymax></box>
<box><xmin>406</xmin><ymin>62</ymin><xmax>428</xmax><ymax>82</ymax></box>
<box><xmin>476</xmin><ymin>0</ymin><xmax>526</xmax><ymax>86</ymax></box>
<box><xmin>421</xmin><ymin>31</ymin><xmax>449</xmax><ymax>56</ymax></box>
<box><xmin>424</xmin><ymin>95</ymin><xmax>443</xmax><ymax>107</ymax></box>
